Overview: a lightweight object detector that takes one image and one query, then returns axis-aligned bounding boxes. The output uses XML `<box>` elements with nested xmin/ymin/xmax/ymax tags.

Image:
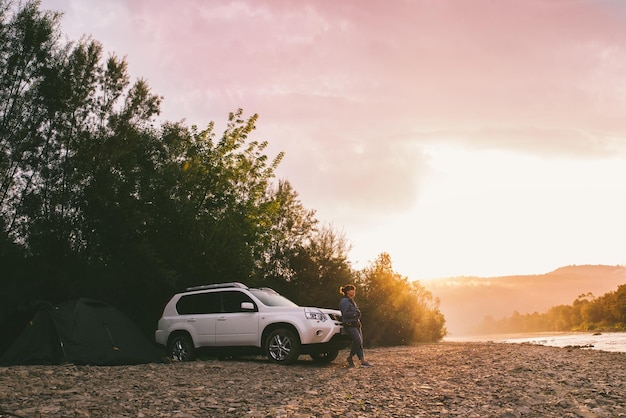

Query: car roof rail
<box><xmin>185</xmin><ymin>282</ymin><xmax>249</xmax><ymax>291</ymax></box>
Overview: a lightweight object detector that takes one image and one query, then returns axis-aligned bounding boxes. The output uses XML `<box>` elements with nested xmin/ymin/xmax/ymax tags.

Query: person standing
<box><xmin>339</xmin><ymin>284</ymin><xmax>373</xmax><ymax>368</ymax></box>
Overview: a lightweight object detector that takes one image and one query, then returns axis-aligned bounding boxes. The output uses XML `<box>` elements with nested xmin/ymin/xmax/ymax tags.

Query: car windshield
<box><xmin>249</xmin><ymin>288</ymin><xmax>299</xmax><ymax>307</ymax></box>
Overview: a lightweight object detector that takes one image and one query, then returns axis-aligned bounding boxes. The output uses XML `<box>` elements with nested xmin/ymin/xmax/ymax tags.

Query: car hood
<box><xmin>318</xmin><ymin>307</ymin><xmax>342</xmax><ymax>315</ymax></box>
<box><xmin>261</xmin><ymin>305</ymin><xmax>342</xmax><ymax>317</ymax></box>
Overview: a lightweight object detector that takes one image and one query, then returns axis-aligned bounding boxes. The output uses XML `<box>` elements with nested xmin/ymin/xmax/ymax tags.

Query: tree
<box><xmin>288</xmin><ymin>224</ymin><xmax>353</xmax><ymax>308</ymax></box>
<box><xmin>357</xmin><ymin>253</ymin><xmax>446</xmax><ymax>345</ymax></box>
<box><xmin>1</xmin><ymin>0</ymin><xmax>61</xmax><ymax>247</ymax></box>
<box><xmin>613</xmin><ymin>284</ymin><xmax>626</xmax><ymax>324</ymax></box>
<box><xmin>152</xmin><ymin>111</ymin><xmax>285</xmax><ymax>288</ymax></box>
<box><xmin>252</xmin><ymin>180</ymin><xmax>317</xmax><ymax>286</ymax></box>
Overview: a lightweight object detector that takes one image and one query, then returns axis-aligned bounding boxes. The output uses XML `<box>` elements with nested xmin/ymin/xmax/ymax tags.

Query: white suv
<box><xmin>155</xmin><ymin>282</ymin><xmax>351</xmax><ymax>364</ymax></box>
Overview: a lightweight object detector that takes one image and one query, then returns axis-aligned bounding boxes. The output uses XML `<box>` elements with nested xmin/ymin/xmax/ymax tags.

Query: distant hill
<box><xmin>421</xmin><ymin>265</ymin><xmax>626</xmax><ymax>336</ymax></box>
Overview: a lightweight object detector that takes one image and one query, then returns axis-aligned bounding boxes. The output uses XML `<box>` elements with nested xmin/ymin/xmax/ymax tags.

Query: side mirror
<box><xmin>241</xmin><ymin>302</ymin><xmax>255</xmax><ymax>311</ymax></box>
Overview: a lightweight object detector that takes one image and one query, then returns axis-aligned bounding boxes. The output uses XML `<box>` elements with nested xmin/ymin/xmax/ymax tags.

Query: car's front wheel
<box><xmin>167</xmin><ymin>333</ymin><xmax>195</xmax><ymax>362</ymax></box>
<box><xmin>265</xmin><ymin>328</ymin><xmax>300</xmax><ymax>364</ymax></box>
<box><xmin>310</xmin><ymin>350</ymin><xmax>339</xmax><ymax>363</ymax></box>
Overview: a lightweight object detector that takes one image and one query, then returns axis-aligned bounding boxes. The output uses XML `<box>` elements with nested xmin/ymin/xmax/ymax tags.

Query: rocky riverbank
<box><xmin>1</xmin><ymin>342</ymin><xmax>625</xmax><ymax>417</ymax></box>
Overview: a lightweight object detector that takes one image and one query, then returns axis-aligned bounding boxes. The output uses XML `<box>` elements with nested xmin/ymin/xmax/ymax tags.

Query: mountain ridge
<box><xmin>421</xmin><ymin>264</ymin><xmax>626</xmax><ymax>336</ymax></box>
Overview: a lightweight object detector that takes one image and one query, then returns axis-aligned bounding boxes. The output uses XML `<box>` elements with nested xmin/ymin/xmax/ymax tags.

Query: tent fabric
<box><xmin>0</xmin><ymin>298</ymin><xmax>162</xmax><ymax>366</ymax></box>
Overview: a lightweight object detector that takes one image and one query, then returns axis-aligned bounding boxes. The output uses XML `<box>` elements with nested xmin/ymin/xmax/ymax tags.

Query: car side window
<box><xmin>221</xmin><ymin>291</ymin><xmax>256</xmax><ymax>313</ymax></box>
<box><xmin>176</xmin><ymin>292</ymin><xmax>221</xmax><ymax>314</ymax></box>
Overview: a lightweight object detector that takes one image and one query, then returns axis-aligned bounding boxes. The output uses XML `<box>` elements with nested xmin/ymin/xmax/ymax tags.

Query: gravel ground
<box><xmin>0</xmin><ymin>342</ymin><xmax>625</xmax><ymax>417</ymax></box>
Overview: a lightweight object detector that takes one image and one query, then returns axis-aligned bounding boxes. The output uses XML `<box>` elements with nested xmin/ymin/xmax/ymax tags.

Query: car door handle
<box><xmin>217</xmin><ymin>317</ymin><xmax>227</xmax><ymax>321</ymax></box>
<box><xmin>187</xmin><ymin>318</ymin><xmax>196</xmax><ymax>322</ymax></box>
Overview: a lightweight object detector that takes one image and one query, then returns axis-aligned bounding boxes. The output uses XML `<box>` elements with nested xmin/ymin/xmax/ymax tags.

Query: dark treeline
<box><xmin>0</xmin><ymin>0</ymin><xmax>446</xmax><ymax>354</ymax></box>
<box><xmin>477</xmin><ymin>284</ymin><xmax>626</xmax><ymax>334</ymax></box>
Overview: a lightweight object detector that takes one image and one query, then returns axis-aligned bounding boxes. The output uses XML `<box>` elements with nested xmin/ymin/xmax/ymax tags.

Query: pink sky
<box><xmin>40</xmin><ymin>0</ymin><xmax>626</xmax><ymax>279</ymax></box>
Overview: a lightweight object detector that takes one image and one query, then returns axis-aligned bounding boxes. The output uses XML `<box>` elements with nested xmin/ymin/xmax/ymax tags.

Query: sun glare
<box><xmin>351</xmin><ymin>145</ymin><xmax>626</xmax><ymax>281</ymax></box>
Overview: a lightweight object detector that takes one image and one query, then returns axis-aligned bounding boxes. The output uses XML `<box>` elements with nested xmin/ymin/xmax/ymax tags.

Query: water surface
<box><xmin>444</xmin><ymin>332</ymin><xmax>626</xmax><ymax>353</ymax></box>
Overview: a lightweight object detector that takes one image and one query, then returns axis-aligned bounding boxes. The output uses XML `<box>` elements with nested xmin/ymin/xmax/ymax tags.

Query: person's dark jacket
<box><xmin>339</xmin><ymin>296</ymin><xmax>361</xmax><ymax>325</ymax></box>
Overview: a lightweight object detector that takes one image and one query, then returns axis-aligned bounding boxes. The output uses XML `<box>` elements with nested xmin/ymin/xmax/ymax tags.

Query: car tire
<box><xmin>167</xmin><ymin>333</ymin><xmax>195</xmax><ymax>362</ymax></box>
<box><xmin>265</xmin><ymin>328</ymin><xmax>300</xmax><ymax>364</ymax></box>
<box><xmin>310</xmin><ymin>350</ymin><xmax>339</xmax><ymax>363</ymax></box>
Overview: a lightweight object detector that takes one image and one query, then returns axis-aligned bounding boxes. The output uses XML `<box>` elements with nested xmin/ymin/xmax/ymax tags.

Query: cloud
<box><xmin>45</xmin><ymin>1</ymin><xmax>626</xmax><ymax>142</ymax></box>
<box><xmin>39</xmin><ymin>0</ymin><xmax>626</xmax><ymax>277</ymax></box>
<box><xmin>411</xmin><ymin>126</ymin><xmax>626</xmax><ymax>158</ymax></box>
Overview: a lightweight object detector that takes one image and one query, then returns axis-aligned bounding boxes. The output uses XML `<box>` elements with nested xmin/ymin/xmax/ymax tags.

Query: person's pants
<box><xmin>346</xmin><ymin>326</ymin><xmax>364</xmax><ymax>360</ymax></box>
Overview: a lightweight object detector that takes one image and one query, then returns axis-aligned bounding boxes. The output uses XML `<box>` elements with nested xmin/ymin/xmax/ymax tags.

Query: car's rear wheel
<box><xmin>310</xmin><ymin>350</ymin><xmax>339</xmax><ymax>363</ymax></box>
<box><xmin>167</xmin><ymin>333</ymin><xmax>195</xmax><ymax>362</ymax></box>
<box><xmin>265</xmin><ymin>328</ymin><xmax>300</xmax><ymax>364</ymax></box>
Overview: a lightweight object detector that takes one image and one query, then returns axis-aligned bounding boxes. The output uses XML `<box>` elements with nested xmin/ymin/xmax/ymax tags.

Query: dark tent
<box><xmin>0</xmin><ymin>298</ymin><xmax>163</xmax><ymax>366</ymax></box>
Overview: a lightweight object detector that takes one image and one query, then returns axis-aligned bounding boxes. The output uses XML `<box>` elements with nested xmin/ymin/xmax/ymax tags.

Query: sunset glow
<box><xmin>40</xmin><ymin>0</ymin><xmax>626</xmax><ymax>280</ymax></box>
<box><xmin>350</xmin><ymin>147</ymin><xmax>626</xmax><ymax>279</ymax></box>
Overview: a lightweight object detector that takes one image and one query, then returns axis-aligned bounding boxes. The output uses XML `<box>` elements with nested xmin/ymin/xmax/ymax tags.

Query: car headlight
<box><xmin>304</xmin><ymin>308</ymin><xmax>327</xmax><ymax>322</ymax></box>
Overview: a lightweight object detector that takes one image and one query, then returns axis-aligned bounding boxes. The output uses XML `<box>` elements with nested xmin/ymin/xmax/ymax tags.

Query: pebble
<box><xmin>0</xmin><ymin>342</ymin><xmax>624</xmax><ymax>417</ymax></box>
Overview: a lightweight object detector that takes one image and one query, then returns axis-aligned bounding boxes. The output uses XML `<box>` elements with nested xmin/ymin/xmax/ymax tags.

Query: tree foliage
<box><xmin>478</xmin><ymin>285</ymin><xmax>626</xmax><ymax>333</ymax></box>
<box><xmin>0</xmin><ymin>0</ymin><xmax>284</xmax><ymax>332</ymax></box>
<box><xmin>355</xmin><ymin>253</ymin><xmax>447</xmax><ymax>345</ymax></box>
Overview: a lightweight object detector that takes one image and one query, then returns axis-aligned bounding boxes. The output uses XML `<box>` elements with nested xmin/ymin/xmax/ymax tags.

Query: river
<box><xmin>444</xmin><ymin>332</ymin><xmax>626</xmax><ymax>353</ymax></box>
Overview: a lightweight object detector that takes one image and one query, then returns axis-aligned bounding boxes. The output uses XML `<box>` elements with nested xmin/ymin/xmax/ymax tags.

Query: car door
<box><xmin>177</xmin><ymin>292</ymin><xmax>220</xmax><ymax>345</ymax></box>
<box><xmin>215</xmin><ymin>290</ymin><xmax>259</xmax><ymax>346</ymax></box>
